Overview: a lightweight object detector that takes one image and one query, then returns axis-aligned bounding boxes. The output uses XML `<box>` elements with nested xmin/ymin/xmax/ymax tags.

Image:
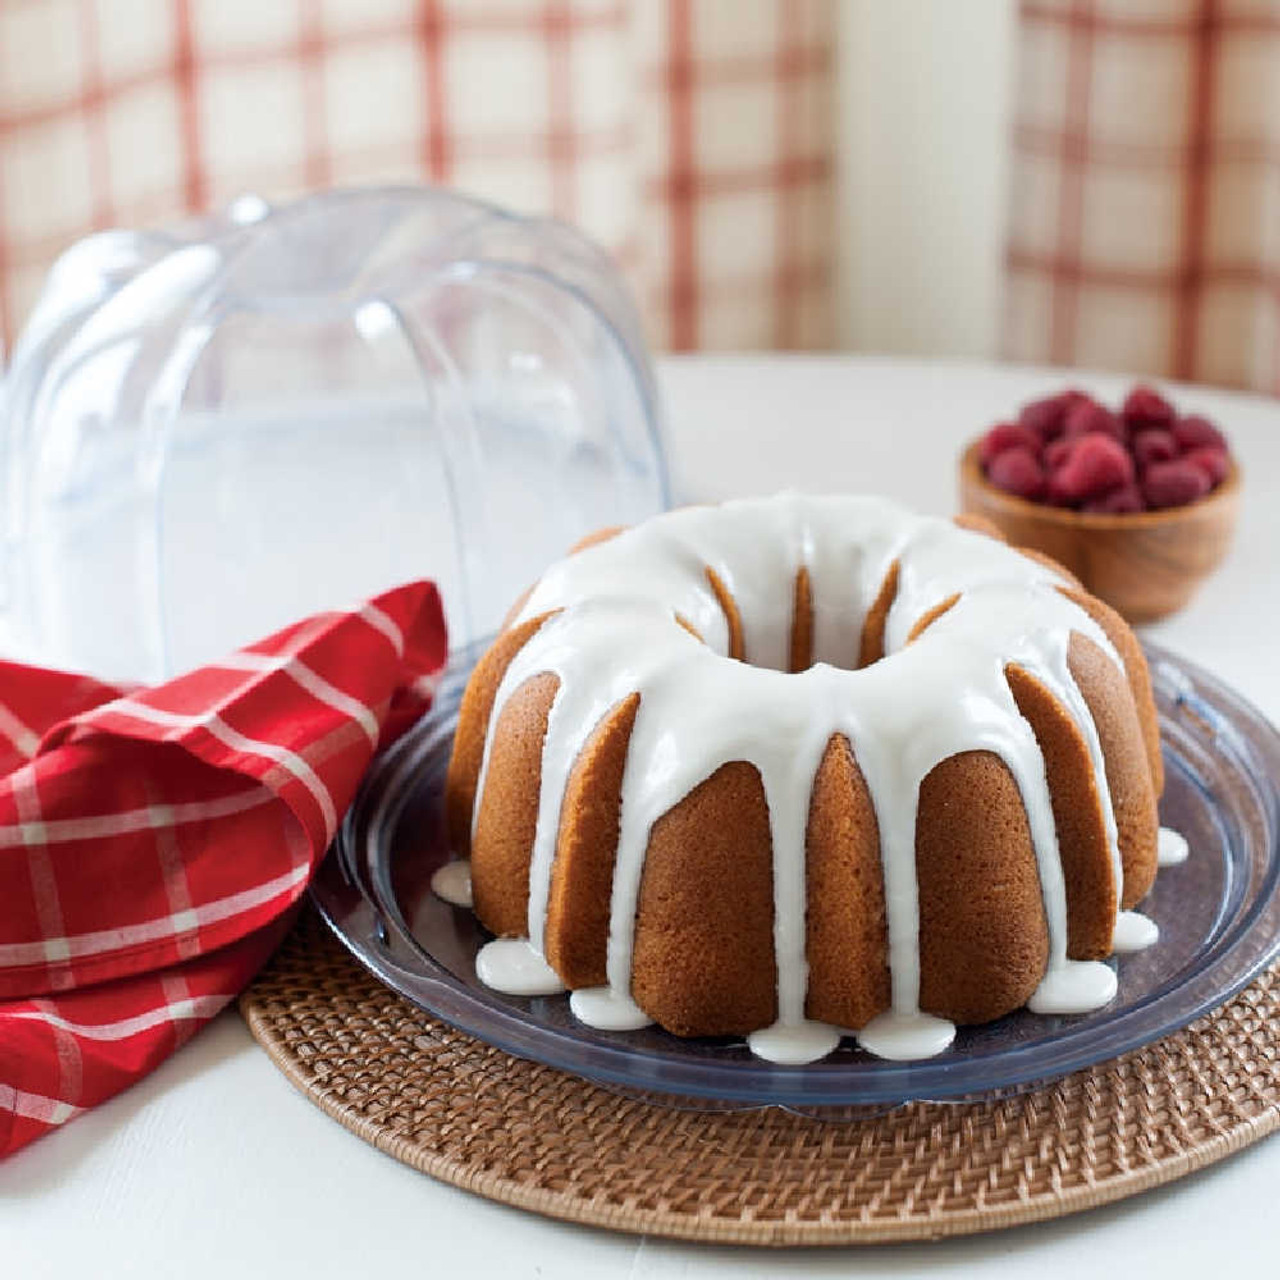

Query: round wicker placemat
<box><xmin>241</xmin><ymin>910</ymin><xmax>1280</xmax><ymax>1246</ymax></box>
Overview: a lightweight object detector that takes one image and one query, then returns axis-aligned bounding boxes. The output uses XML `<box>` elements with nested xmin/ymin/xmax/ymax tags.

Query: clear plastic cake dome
<box><xmin>1</xmin><ymin>187</ymin><xmax>668</xmax><ymax>682</ymax></box>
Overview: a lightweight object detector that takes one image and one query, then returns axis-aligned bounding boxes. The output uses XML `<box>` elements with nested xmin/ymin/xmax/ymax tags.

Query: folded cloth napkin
<box><xmin>0</xmin><ymin>582</ymin><xmax>447</xmax><ymax>1157</ymax></box>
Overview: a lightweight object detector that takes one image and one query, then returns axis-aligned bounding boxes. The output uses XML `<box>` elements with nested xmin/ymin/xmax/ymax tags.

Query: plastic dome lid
<box><xmin>1</xmin><ymin>187</ymin><xmax>669</xmax><ymax>682</ymax></box>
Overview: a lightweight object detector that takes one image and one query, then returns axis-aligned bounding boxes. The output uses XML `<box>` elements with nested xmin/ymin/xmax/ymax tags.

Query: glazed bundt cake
<box><xmin>443</xmin><ymin>494</ymin><xmax>1167</xmax><ymax>1062</ymax></box>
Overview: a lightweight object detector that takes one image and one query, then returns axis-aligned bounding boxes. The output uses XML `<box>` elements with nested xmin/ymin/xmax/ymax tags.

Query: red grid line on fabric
<box><xmin>1174</xmin><ymin>0</ymin><xmax>1220</xmax><ymax>380</ymax></box>
<box><xmin>641</xmin><ymin>44</ymin><xmax>829</xmax><ymax>89</ymax></box>
<box><xmin>419</xmin><ymin>0</ymin><xmax>451</xmax><ymax>182</ymax></box>
<box><xmin>173</xmin><ymin>0</ymin><xmax>208</xmax><ymax>211</ymax></box>
<box><xmin>299</xmin><ymin>3</ymin><xmax>333</xmax><ymax>190</ymax></box>
<box><xmin>1007</xmin><ymin>249</ymin><xmax>1280</xmax><ymax>294</ymax></box>
<box><xmin>544</xmin><ymin>0</ymin><xmax>579</xmax><ymax>220</ymax></box>
<box><xmin>770</xmin><ymin>258</ymin><xmax>829</xmax><ymax>308</ymax></box>
<box><xmin>646</xmin><ymin>154</ymin><xmax>829</xmax><ymax>201</ymax></box>
<box><xmin>650</xmin><ymin>258</ymin><xmax>829</xmax><ymax>305</ymax></box>
<box><xmin>773</xmin><ymin>1</ymin><xmax>802</xmax><ymax>348</ymax></box>
<box><xmin>1021</xmin><ymin>0</ymin><xmax>1280</xmax><ymax>38</ymax></box>
<box><xmin>1048</xmin><ymin>0</ymin><xmax>1098</xmax><ymax>364</ymax></box>
<box><xmin>1013</xmin><ymin>125</ymin><xmax>1280</xmax><ymax>169</ymax></box>
<box><xmin>666</xmin><ymin>0</ymin><xmax>699</xmax><ymax>351</ymax></box>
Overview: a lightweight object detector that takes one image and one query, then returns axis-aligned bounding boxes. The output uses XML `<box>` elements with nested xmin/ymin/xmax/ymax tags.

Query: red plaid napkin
<box><xmin>0</xmin><ymin>581</ymin><xmax>447</xmax><ymax>1157</ymax></box>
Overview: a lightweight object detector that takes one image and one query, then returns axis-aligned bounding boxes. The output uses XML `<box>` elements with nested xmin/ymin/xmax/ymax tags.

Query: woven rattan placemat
<box><xmin>240</xmin><ymin>910</ymin><xmax>1280</xmax><ymax>1246</ymax></box>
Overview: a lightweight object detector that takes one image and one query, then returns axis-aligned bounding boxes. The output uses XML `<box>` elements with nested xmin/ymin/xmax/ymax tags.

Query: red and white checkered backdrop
<box><xmin>0</xmin><ymin>0</ymin><xmax>836</xmax><ymax>355</ymax></box>
<box><xmin>4</xmin><ymin>4</ymin><xmax>1278</xmax><ymax>392</ymax></box>
<box><xmin>1005</xmin><ymin>0</ymin><xmax>1280</xmax><ymax>393</ymax></box>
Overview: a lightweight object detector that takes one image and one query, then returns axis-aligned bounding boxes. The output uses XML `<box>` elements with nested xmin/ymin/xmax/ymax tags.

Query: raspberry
<box><xmin>1045</xmin><ymin>473</ymin><xmax>1078</xmax><ymax>507</ymax></box>
<box><xmin>980</xmin><ymin>422</ymin><xmax>1042</xmax><ymax>467</ymax></box>
<box><xmin>1142</xmin><ymin>459</ymin><xmax>1211</xmax><ymax>509</ymax></box>
<box><xmin>1019</xmin><ymin>390</ymin><xmax>1087</xmax><ymax>442</ymax></box>
<box><xmin>1131</xmin><ymin>429</ymin><xmax>1178</xmax><ymax>470</ymax></box>
<box><xmin>1083</xmin><ymin>484</ymin><xmax>1145</xmax><ymax>514</ymax></box>
<box><xmin>1121</xmin><ymin>385</ymin><xmax>1175</xmax><ymax>430</ymax></box>
<box><xmin>1183</xmin><ymin>445</ymin><xmax>1230</xmax><ymax>487</ymax></box>
<box><xmin>1172</xmin><ymin>414</ymin><xmax>1227</xmax><ymax>452</ymax></box>
<box><xmin>986</xmin><ymin>447</ymin><xmax>1047</xmax><ymax>501</ymax></box>
<box><xmin>1044</xmin><ymin>438</ymin><xmax>1074</xmax><ymax>470</ymax></box>
<box><xmin>1053</xmin><ymin>433</ymin><xmax>1135</xmax><ymax>502</ymax></box>
<box><xmin>1062</xmin><ymin>399</ymin><xmax>1124</xmax><ymax>442</ymax></box>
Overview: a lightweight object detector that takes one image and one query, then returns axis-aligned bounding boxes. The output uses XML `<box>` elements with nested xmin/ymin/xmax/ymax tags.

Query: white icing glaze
<box><xmin>855</xmin><ymin>1011</ymin><xmax>956</xmax><ymax>1061</ymax></box>
<box><xmin>1158</xmin><ymin>827</ymin><xmax>1189</xmax><ymax>866</ymax></box>
<box><xmin>430</xmin><ymin>860</ymin><xmax>473</xmax><ymax>908</ymax></box>
<box><xmin>747</xmin><ymin>1020</ymin><xmax>843</xmax><ymax>1065</ymax></box>
<box><xmin>468</xmin><ymin>494</ymin><xmax>1145</xmax><ymax>1060</ymax></box>
<box><xmin>1112</xmin><ymin>910</ymin><xmax>1159</xmax><ymax>952</ymax></box>
<box><xmin>475</xmin><ymin>939</ymin><xmax>565</xmax><ymax>996</ymax></box>
<box><xmin>569</xmin><ymin>987</ymin><xmax>653</xmax><ymax>1031</ymax></box>
<box><xmin>1028</xmin><ymin>960</ymin><xmax>1117</xmax><ymax>1014</ymax></box>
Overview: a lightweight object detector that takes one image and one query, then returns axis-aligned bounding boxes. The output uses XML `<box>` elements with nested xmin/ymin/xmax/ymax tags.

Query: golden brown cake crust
<box><xmin>804</xmin><ymin>735</ymin><xmax>891</xmax><ymax>1029</ymax></box>
<box><xmin>567</xmin><ymin>526</ymin><xmax>627</xmax><ymax>555</ymax></box>
<box><xmin>1006</xmin><ymin>664</ymin><xmax>1117</xmax><ymax>959</ymax></box>
<box><xmin>905</xmin><ymin>593</ymin><xmax>960</xmax><ymax>644</ymax></box>
<box><xmin>790</xmin><ymin>566</ymin><xmax>813</xmax><ymax>672</ymax></box>
<box><xmin>1060</xmin><ymin>586</ymin><xmax>1164</xmax><ymax>798</ymax></box>
<box><xmin>1067</xmin><ymin>633</ymin><xmax>1160</xmax><ymax>908</ymax></box>
<box><xmin>916</xmin><ymin>750</ymin><xmax>1050</xmax><ymax>1024</ymax></box>
<box><xmin>705</xmin><ymin>566</ymin><xmax>745</xmax><ymax>661</ymax></box>
<box><xmin>631</xmin><ymin>761</ymin><xmax>778</xmax><ymax>1037</ymax></box>
<box><xmin>444</xmin><ymin>610</ymin><xmax>558</xmax><ymax>856</ymax></box>
<box><xmin>543</xmin><ymin>693</ymin><xmax>641</xmax><ymax>989</ymax></box>
<box><xmin>470</xmin><ymin>672</ymin><xmax>560</xmax><ymax>938</ymax></box>
<box><xmin>858</xmin><ymin>560</ymin><xmax>899</xmax><ymax>667</ymax></box>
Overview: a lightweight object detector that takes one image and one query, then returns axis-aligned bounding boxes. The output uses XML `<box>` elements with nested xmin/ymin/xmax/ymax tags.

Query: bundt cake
<box><xmin>442</xmin><ymin>494</ymin><xmax>1169</xmax><ymax>1063</ymax></box>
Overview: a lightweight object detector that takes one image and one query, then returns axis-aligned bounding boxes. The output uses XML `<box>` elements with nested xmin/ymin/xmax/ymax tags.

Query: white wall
<box><xmin>836</xmin><ymin>0</ymin><xmax>1017</xmax><ymax>357</ymax></box>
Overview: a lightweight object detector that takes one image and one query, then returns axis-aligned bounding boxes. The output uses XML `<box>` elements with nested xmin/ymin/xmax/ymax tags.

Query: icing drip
<box><xmin>475</xmin><ymin>939</ymin><xmax>566</xmax><ymax>996</ymax></box>
<box><xmin>569</xmin><ymin>988</ymin><xmax>653</xmax><ymax>1031</ymax></box>
<box><xmin>747</xmin><ymin>1021</ymin><xmax>843</xmax><ymax>1065</ymax></box>
<box><xmin>1112</xmin><ymin>910</ymin><xmax>1159</xmax><ymax>952</ymax></box>
<box><xmin>1028</xmin><ymin>961</ymin><xmax>1116</xmax><ymax>1014</ymax></box>
<box><xmin>1158</xmin><ymin>827</ymin><xmax>1189</xmax><ymax>867</ymax></box>
<box><xmin>430</xmin><ymin>860</ymin><xmax>473</xmax><ymax>908</ymax></box>
<box><xmin>470</xmin><ymin>494</ymin><xmax>1141</xmax><ymax>1061</ymax></box>
<box><xmin>855</xmin><ymin>1011</ymin><xmax>956</xmax><ymax>1061</ymax></box>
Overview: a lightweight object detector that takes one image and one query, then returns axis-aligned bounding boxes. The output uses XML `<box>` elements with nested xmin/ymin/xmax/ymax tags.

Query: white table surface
<box><xmin>4</xmin><ymin>354</ymin><xmax>1279</xmax><ymax>1277</ymax></box>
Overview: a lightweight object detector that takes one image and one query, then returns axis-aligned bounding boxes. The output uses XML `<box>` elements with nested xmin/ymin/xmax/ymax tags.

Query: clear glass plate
<box><xmin>312</xmin><ymin>640</ymin><xmax>1280</xmax><ymax>1108</ymax></box>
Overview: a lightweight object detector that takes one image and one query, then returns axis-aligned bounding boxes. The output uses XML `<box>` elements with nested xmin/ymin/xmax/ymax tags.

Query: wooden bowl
<box><xmin>958</xmin><ymin>440</ymin><xmax>1240</xmax><ymax>624</ymax></box>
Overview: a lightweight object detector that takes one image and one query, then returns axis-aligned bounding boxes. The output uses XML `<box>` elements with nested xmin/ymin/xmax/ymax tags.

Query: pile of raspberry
<box><xmin>980</xmin><ymin>385</ymin><xmax>1232</xmax><ymax>512</ymax></box>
